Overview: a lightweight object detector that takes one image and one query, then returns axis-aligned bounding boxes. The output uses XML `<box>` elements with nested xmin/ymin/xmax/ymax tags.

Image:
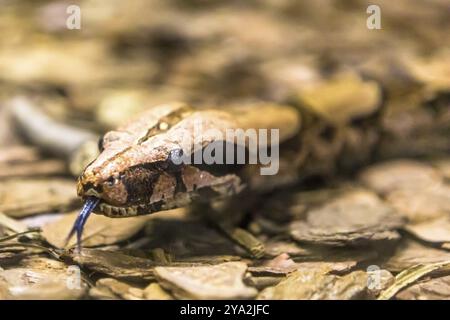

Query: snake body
<box><xmin>8</xmin><ymin>78</ymin><xmax>450</xmax><ymax>249</ymax></box>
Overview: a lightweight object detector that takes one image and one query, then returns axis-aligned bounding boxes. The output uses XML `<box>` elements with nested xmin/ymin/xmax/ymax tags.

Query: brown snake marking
<box><xmin>63</xmin><ymin>96</ymin><xmax>449</xmax><ymax>250</ymax></box>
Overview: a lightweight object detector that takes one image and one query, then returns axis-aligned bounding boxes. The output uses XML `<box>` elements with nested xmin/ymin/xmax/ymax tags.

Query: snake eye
<box><xmin>168</xmin><ymin>148</ymin><xmax>184</xmax><ymax>168</ymax></box>
<box><xmin>105</xmin><ymin>176</ymin><xmax>118</xmax><ymax>187</ymax></box>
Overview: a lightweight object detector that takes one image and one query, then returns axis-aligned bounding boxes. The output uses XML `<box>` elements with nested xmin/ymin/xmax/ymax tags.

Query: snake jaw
<box><xmin>65</xmin><ymin>196</ymin><xmax>100</xmax><ymax>252</ymax></box>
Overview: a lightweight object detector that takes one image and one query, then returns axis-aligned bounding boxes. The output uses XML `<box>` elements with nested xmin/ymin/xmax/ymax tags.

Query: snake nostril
<box><xmin>81</xmin><ymin>182</ymin><xmax>103</xmax><ymax>195</ymax></box>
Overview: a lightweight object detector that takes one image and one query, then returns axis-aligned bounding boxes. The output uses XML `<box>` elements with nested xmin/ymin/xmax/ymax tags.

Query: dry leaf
<box><xmin>258</xmin><ymin>265</ymin><xmax>368</xmax><ymax>300</ymax></box>
<box><xmin>386</xmin><ymin>184</ymin><xmax>450</xmax><ymax>223</ymax></box>
<box><xmin>264</xmin><ymin>240</ymin><xmax>313</xmax><ymax>258</ymax></box>
<box><xmin>404</xmin><ymin>51</ymin><xmax>450</xmax><ymax>92</ymax></box>
<box><xmin>0</xmin><ymin>257</ymin><xmax>87</xmax><ymax>300</ymax></box>
<box><xmin>143</xmin><ymin>282</ymin><xmax>173</xmax><ymax>300</ymax></box>
<box><xmin>294</xmin><ymin>72</ymin><xmax>381</xmax><ymax>124</ymax></box>
<box><xmin>406</xmin><ymin>216</ymin><xmax>450</xmax><ymax>244</ymax></box>
<box><xmin>396</xmin><ymin>275</ymin><xmax>450</xmax><ymax>300</ymax></box>
<box><xmin>0</xmin><ymin>159</ymin><xmax>66</xmax><ymax>179</ymax></box>
<box><xmin>382</xmin><ymin>240</ymin><xmax>450</xmax><ymax>273</ymax></box>
<box><xmin>290</xmin><ymin>189</ymin><xmax>405</xmax><ymax>246</ymax></box>
<box><xmin>0</xmin><ymin>178</ymin><xmax>79</xmax><ymax>217</ymax></box>
<box><xmin>93</xmin><ymin>278</ymin><xmax>144</xmax><ymax>300</ymax></box>
<box><xmin>379</xmin><ymin>261</ymin><xmax>450</xmax><ymax>300</ymax></box>
<box><xmin>359</xmin><ymin>160</ymin><xmax>442</xmax><ymax>195</ymax></box>
<box><xmin>68</xmin><ymin>248</ymin><xmax>157</xmax><ymax>281</ymax></box>
<box><xmin>155</xmin><ymin>261</ymin><xmax>257</xmax><ymax>299</ymax></box>
<box><xmin>0</xmin><ymin>146</ymin><xmax>41</xmax><ymax>164</ymax></box>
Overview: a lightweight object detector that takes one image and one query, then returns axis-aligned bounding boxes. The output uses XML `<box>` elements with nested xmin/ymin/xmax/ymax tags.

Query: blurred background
<box><xmin>0</xmin><ymin>0</ymin><xmax>450</xmax><ymax>301</ymax></box>
<box><xmin>0</xmin><ymin>0</ymin><xmax>449</xmax><ymax>142</ymax></box>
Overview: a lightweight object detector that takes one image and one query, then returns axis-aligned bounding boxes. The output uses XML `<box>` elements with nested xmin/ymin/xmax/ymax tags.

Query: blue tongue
<box><xmin>65</xmin><ymin>197</ymin><xmax>100</xmax><ymax>253</ymax></box>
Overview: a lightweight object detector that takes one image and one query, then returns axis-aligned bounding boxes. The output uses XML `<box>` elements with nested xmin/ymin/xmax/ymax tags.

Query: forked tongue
<box><xmin>65</xmin><ymin>196</ymin><xmax>100</xmax><ymax>253</ymax></box>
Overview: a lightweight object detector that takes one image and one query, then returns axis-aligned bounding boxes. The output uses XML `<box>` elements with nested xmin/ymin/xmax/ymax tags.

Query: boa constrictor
<box><xmin>9</xmin><ymin>86</ymin><xmax>450</xmax><ymax>254</ymax></box>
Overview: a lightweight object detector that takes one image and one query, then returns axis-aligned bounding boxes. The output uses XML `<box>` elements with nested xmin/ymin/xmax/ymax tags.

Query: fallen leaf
<box><xmin>382</xmin><ymin>240</ymin><xmax>450</xmax><ymax>273</ymax></box>
<box><xmin>143</xmin><ymin>282</ymin><xmax>173</xmax><ymax>300</ymax></box>
<box><xmin>0</xmin><ymin>212</ymin><xmax>28</xmax><ymax>234</ymax></box>
<box><xmin>378</xmin><ymin>261</ymin><xmax>450</xmax><ymax>300</ymax></box>
<box><xmin>294</xmin><ymin>72</ymin><xmax>381</xmax><ymax>124</ymax></box>
<box><xmin>0</xmin><ymin>146</ymin><xmax>40</xmax><ymax>163</ymax></box>
<box><xmin>406</xmin><ymin>216</ymin><xmax>450</xmax><ymax>244</ymax></box>
<box><xmin>396</xmin><ymin>275</ymin><xmax>450</xmax><ymax>300</ymax></box>
<box><xmin>290</xmin><ymin>189</ymin><xmax>405</xmax><ymax>246</ymax></box>
<box><xmin>155</xmin><ymin>261</ymin><xmax>257</xmax><ymax>299</ymax></box>
<box><xmin>68</xmin><ymin>248</ymin><xmax>157</xmax><ymax>281</ymax></box>
<box><xmin>0</xmin><ymin>257</ymin><xmax>87</xmax><ymax>300</ymax></box>
<box><xmin>264</xmin><ymin>240</ymin><xmax>312</xmax><ymax>258</ymax></box>
<box><xmin>359</xmin><ymin>160</ymin><xmax>442</xmax><ymax>194</ymax></box>
<box><xmin>93</xmin><ymin>278</ymin><xmax>143</xmax><ymax>300</ymax></box>
<box><xmin>0</xmin><ymin>159</ymin><xmax>66</xmax><ymax>179</ymax></box>
<box><xmin>405</xmin><ymin>51</ymin><xmax>450</xmax><ymax>92</ymax></box>
<box><xmin>258</xmin><ymin>265</ymin><xmax>368</xmax><ymax>300</ymax></box>
<box><xmin>386</xmin><ymin>184</ymin><xmax>450</xmax><ymax>223</ymax></box>
<box><xmin>264</xmin><ymin>253</ymin><xmax>296</xmax><ymax>270</ymax></box>
<box><xmin>0</xmin><ymin>178</ymin><xmax>79</xmax><ymax>217</ymax></box>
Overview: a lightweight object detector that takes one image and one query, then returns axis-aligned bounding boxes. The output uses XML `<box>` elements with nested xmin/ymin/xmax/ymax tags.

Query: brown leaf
<box><xmin>0</xmin><ymin>159</ymin><xmax>66</xmax><ymax>179</ymax></box>
<box><xmin>0</xmin><ymin>178</ymin><xmax>79</xmax><ymax>217</ymax></box>
<box><xmin>259</xmin><ymin>187</ymin><xmax>348</xmax><ymax>223</ymax></box>
<box><xmin>396</xmin><ymin>275</ymin><xmax>450</xmax><ymax>300</ymax></box>
<box><xmin>93</xmin><ymin>278</ymin><xmax>144</xmax><ymax>300</ymax></box>
<box><xmin>359</xmin><ymin>160</ymin><xmax>442</xmax><ymax>195</ymax></box>
<box><xmin>264</xmin><ymin>240</ymin><xmax>313</xmax><ymax>258</ymax></box>
<box><xmin>0</xmin><ymin>146</ymin><xmax>41</xmax><ymax>164</ymax></box>
<box><xmin>404</xmin><ymin>52</ymin><xmax>450</xmax><ymax>92</ymax></box>
<box><xmin>68</xmin><ymin>248</ymin><xmax>157</xmax><ymax>281</ymax></box>
<box><xmin>379</xmin><ymin>261</ymin><xmax>450</xmax><ymax>300</ymax></box>
<box><xmin>382</xmin><ymin>240</ymin><xmax>450</xmax><ymax>273</ymax></box>
<box><xmin>386</xmin><ymin>184</ymin><xmax>450</xmax><ymax>223</ymax></box>
<box><xmin>294</xmin><ymin>72</ymin><xmax>381</xmax><ymax>124</ymax></box>
<box><xmin>0</xmin><ymin>257</ymin><xmax>87</xmax><ymax>300</ymax></box>
<box><xmin>290</xmin><ymin>189</ymin><xmax>405</xmax><ymax>246</ymax></box>
<box><xmin>155</xmin><ymin>261</ymin><xmax>257</xmax><ymax>299</ymax></box>
<box><xmin>258</xmin><ymin>265</ymin><xmax>368</xmax><ymax>300</ymax></box>
<box><xmin>406</xmin><ymin>216</ymin><xmax>450</xmax><ymax>244</ymax></box>
<box><xmin>143</xmin><ymin>282</ymin><xmax>173</xmax><ymax>300</ymax></box>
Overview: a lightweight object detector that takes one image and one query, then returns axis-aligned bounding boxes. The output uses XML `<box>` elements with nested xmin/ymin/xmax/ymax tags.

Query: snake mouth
<box><xmin>95</xmin><ymin>187</ymin><xmax>205</xmax><ymax>218</ymax></box>
<box><xmin>80</xmin><ymin>187</ymin><xmax>162</xmax><ymax>217</ymax></box>
<box><xmin>97</xmin><ymin>201</ymin><xmax>162</xmax><ymax>217</ymax></box>
<box><xmin>66</xmin><ymin>196</ymin><xmax>160</xmax><ymax>251</ymax></box>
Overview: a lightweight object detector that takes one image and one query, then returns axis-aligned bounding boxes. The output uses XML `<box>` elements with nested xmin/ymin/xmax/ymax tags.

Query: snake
<box><xmin>7</xmin><ymin>80</ymin><xmax>450</xmax><ymax>253</ymax></box>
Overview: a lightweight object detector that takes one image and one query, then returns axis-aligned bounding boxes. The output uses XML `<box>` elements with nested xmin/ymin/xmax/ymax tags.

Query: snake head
<box><xmin>68</xmin><ymin>102</ymin><xmax>298</xmax><ymax>249</ymax></box>
<box><xmin>68</xmin><ymin>103</ymin><xmax>256</xmax><ymax>250</ymax></box>
<box><xmin>76</xmin><ymin>103</ymin><xmax>244</xmax><ymax>218</ymax></box>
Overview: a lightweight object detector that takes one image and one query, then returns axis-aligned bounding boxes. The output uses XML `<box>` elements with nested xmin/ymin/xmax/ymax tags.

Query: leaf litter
<box><xmin>1</xmin><ymin>0</ymin><xmax>450</xmax><ymax>300</ymax></box>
